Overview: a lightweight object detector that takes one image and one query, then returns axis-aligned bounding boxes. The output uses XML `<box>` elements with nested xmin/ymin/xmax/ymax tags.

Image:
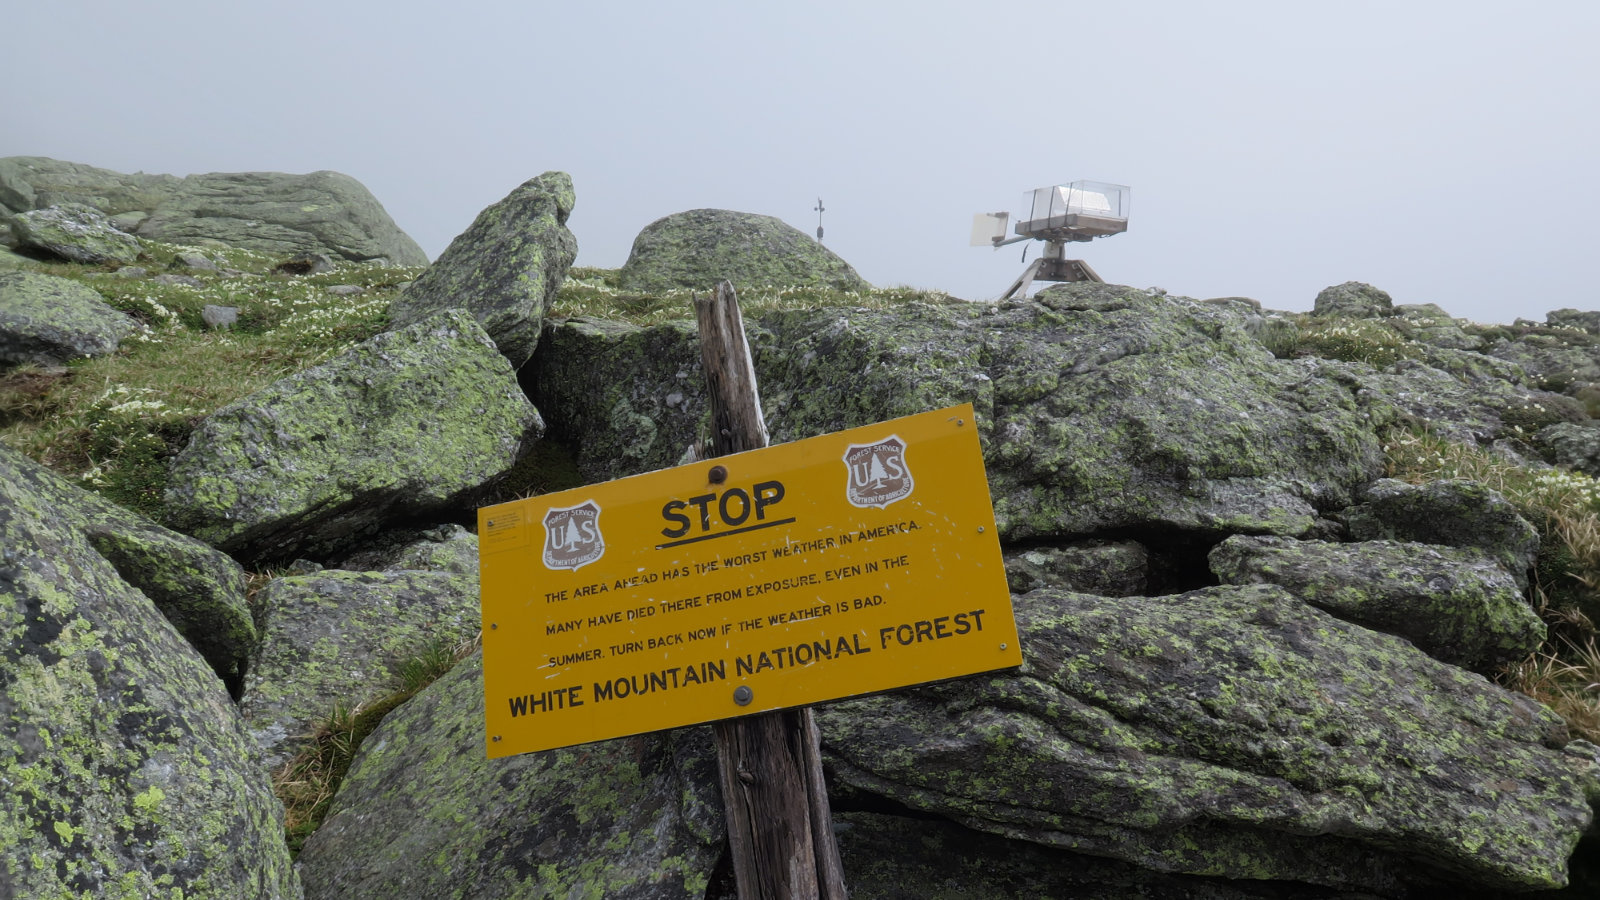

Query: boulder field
<box><xmin>4</xmin><ymin>163</ymin><xmax>1600</xmax><ymax>897</ymax></box>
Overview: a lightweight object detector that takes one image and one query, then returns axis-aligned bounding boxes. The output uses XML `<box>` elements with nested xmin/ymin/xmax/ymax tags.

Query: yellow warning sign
<box><xmin>479</xmin><ymin>403</ymin><xmax>1020</xmax><ymax>757</ymax></box>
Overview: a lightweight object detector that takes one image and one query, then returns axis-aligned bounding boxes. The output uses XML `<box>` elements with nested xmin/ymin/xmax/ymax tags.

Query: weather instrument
<box><xmin>971</xmin><ymin>181</ymin><xmax>1129</xmax><ymax>299</ymax></box>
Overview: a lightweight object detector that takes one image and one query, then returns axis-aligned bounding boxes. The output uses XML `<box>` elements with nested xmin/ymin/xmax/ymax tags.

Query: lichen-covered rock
<box><xmin>971</xmin><ymin>285</ymin><xmax>1380</xmax><ymax>539</ymax></box>
<box><xmin>0</xmin><ymin>270</ymin><xmax>138</xmax><ymax>366</ymax></box>
<box><xmin>164</xmin><ymin>309</ymin><xmax>542</xmax><ymax>564</ymax></box>
<box><xmin>1343</xmin><ymin>478</ymin><xmax>1539</xmax><ymax>588</ymax></box>
<box><xmin>296</xmin><ymin>652</ymin><xmax>725</xmax><ymax>899</ymax></box>
<box><xmin>528</xmin><ymin>316</ymin><xmax>707</xmax><ymax>481</ymax></box>
<box><xmin>818</xmin><ymin>585</ymin><xmax>1595</xmax><ymax>894</ymax></box>
<box><xmin>9</xmin><ymin>202</ymin><xmax>142</xmax><ymax>264</ymax></box>
<box><xmin>1312</xmin><ymin>281</ymin><xmax>1394</xmax><ymax>318</ymax></box>
<box><xmin>834</xmin><ymin>812</ymin><xmax>1371</xmax><ymax>899</ymax></box>
<box><xmin>1535</xmin><ymin>422</ymin><xmax>1600</xmax><ymax>477</ymax></box>
<box><xmin>1</xmin><ymin>444</ymin><xmax>255</xmax><ymax>695</ymax></box>
<box><xmin>240</xmin><ymin>569</ymin><xmax>478</xmax><ymax>771</ymax></box>
<box><xmin>1208</xmin><ymin>535</ymin><xmax>1544</xmax><ymax>672</ymax></box>
<box><xmin>1</xmin><ymin>446</ymin><xmax>299</xmax><ymax>898</ymax></box>
<box><xmin>535</xmin><ymin>286</ymin><xmax>1382</xmax><ymax>541</ymax></box>
<box><xmin>388</xmin><ymin>171</ymin><xmax>577</xmax><ymax>368</ymax></box>
<box><xmin>618</xmin><ymin>208</ymin><xmax>869</xmax><ymax>295</ymax></box>
<box><xmin>1003</xmin><ymin>540</ymin><xmax>1148</xmax><ymax>596</ymax></box>
<box><xmin>0</xmin><ymin>156</ymin><xmax>425</xmax><ymax>265</ymax></box>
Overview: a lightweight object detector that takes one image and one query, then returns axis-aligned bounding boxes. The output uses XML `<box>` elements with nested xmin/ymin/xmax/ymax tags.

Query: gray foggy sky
<box><xmin>8</xmin><ymin>1</ymin><xmax>1597</xmax><ymax>323</ymax></box>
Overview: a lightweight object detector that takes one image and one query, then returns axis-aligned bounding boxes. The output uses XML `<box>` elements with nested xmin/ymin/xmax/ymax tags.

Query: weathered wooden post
<box><xmin>695</xmin><ymin>280</ymin><xmax>848</xmax><ymax>900</ymax></box>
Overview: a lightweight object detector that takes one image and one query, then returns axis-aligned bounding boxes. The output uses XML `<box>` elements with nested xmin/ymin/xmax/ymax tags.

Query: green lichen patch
<box><xmin>819</xmin><ymin>585</ymin><xmax>1594</xmax><ymax>894</ymax></box>
<box><xmin>295</xmin><ymin>653</ymin><xmax>724</xmax><ymax>899</ymax></box>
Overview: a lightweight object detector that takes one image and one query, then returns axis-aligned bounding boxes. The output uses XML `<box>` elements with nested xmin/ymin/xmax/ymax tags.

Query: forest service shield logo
<box><xmin>843</xmin><ymin>435</ymin><xmax>913</xmax><ymax>509</ymax></box>
<box><xmin>542</xmin><ymin>501</ymin><xmax>605</xmax><ymax>571</ymax></box>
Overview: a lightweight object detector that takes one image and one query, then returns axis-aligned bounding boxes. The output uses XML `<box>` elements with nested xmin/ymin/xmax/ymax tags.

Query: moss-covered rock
<box><xmin>8</xmin><ymin>201</ymin><xmax>142</xmax><ymax>264</ymax></box>
<box><xmin>0</xmin><ymin>444</ymin><xmax>255</xmax><ymax>696</ymax></box>
<box><xmin>1</xmin><ymin>445</ymin><xmax>299</xmax><ymax>898</ymax></box>
<box><xmin>240</xmin><ymin>568</ymin><xmax>479</xmax><ymax>771</ymax></box>
<box><xmin>1208</xmin><ymin>535</ymin><xmax>1545</xmax><ymax>673</ymax></box>
<box><xmin>1342</xmin><ymin>478</ymin><xmax>1540</xmax><ymax>589</ymax></box>
<box><xmin>618</xmin><ymin>208</ymin><xmax>869</xmax><ymax>294</ymax></box>
<box><xmin>819</xmin><ymin>585</ymin><xmax>1595</xmax><ymax>894</ymax></box>
<box><xmin>0</xmin><ymin>270</ymin><xmax>138</xmax><ymax>366</ymax></box>
<box><xmin>296</xmin><ymin>652</ymin><xmax>725</xmax><ymax>899</ymax></box>
<box><xmin>388</xmin><ymin>171</ymin><xmax>576</xmax><ymax>368</ymax></box>
<box><xmin>164</xmin><ymin>309</ymin><xmax>542</xmax><ymax>564</ymax></box>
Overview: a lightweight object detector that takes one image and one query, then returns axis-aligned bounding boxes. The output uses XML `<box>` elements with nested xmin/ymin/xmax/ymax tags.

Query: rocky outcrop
<box><xmin>8</xmin><ymin>202</ymin><xmax>142</xmax><ymax>264</ymax></box>
<box><xmin>164</xmin><ymin>309</ymin><xmax>542</xmax><ymax>564</ymax></box>
<box><xmin>819</xmin><ymin>585</ymin><xmax>1596</xmax><ymax>895</ymax></box>
<box><xmin>618</xmin><ymin>208</ymin><xmax>869</xmax><ymax>294</ymax></box>
<box><xmin>296</xmin><ymin>653</ymin><xmax>725</xmax><ymax>899</ymax></box>
<box><xmin>0</xmin><ymin>156</ymin><xmax>426</xmax><ymax>265</ymax></box>
<box><xmin>0</xmin><ymin>271</ymin><xmax>138</xmax><ymax>366</ymax></box>
<box><xmin>387</xmin><ymin>171</ymin><xmax>577</xmax><ymax>368</ymax></box>
<box><xmin>534</xmin><ymin>285</ymin><xmax>1384</xmax><ymax>541</ymax></box>
<box><xmin>1313</xmin><ymin>281</ymin><xmax>1394</xmax><ymax>318</ymax></box>
<box><xmin>1209</xmin><ymin>535</ymin><xmax>1545</xmax><ymax>672</ymax></box>
<box><xmin>1</xmin><ymin>444</ymin><xmax>299</xmax><ymax>898</ymax></box>
<box><xmin>240</xmin><ymin>569</ymin><xmax>479</xmax><ymax>771</ymax></box>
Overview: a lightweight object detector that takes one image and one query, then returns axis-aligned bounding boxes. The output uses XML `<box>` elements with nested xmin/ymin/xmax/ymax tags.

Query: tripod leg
<box><xmin>1000</xmin><ymin>258</ymin><xmax>1046</xmax><ymax>300</ymax></box>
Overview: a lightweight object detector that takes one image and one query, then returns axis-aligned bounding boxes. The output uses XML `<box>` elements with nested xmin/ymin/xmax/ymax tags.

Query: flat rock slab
<box><xmin>240</xmin><ymin>568</ymin><xmax>479</xmax><ymax>771</ymax></box>
<box><xmin>1</xmin><ymin>447</ymin><xmax>299</xmax><ymax>898</ymax></box>
<box><xmin>1209</xmin><ymin>535</ymin><xmax>1545</xmax><ymax>673</ymax></box>
<box><xmin>388</xmin><ymin>171</ymin><xmax>577</xmax><ymax>368</ymax></box>
<box><xmin>0</xmin><ymin>270</ymin><xmax>138</xmax><ymax>366</ymax></box>
<box><xmin>164</xmin><ymin>308</ymin><xmax>542</xmax><ymax>564</ymax></box>
<box><xmin>819</xmin><ymin>585</ymin><xmax>1596</xmax><ymax>894</ymax></box>
<box><xmin>296</xmin><ymin>652</ymin><xmax>725</xmax><ymax>899</ymax></box>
